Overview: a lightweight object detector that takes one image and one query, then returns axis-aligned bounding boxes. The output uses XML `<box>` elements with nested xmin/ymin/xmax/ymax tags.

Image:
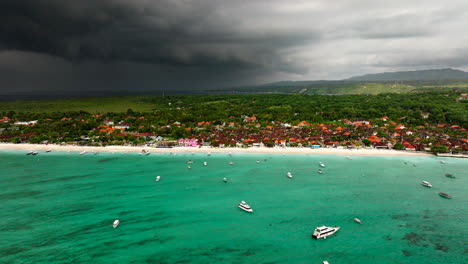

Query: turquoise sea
<box><xmin>0</xmin><ymin>150</ymin><xmax>466</xmax><ymax>264</ymax></box>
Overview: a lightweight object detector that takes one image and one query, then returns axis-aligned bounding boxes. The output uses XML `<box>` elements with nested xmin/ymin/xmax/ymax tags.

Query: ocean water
<box><xmin>0</xmin><ymin>150</ymin><xmax>466</xmax><ymax>264</ymax></box>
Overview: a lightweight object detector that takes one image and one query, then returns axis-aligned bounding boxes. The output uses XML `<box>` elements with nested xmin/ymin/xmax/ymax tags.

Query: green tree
<box><xmin>393</xmin><ymin>142</ymin><xmax>405</xmax><ymax>150</ymax></box>
<box><xmin>430</xmin><ymin>145</ymin><xmax>448</xmax><ymax>153</ymax></box>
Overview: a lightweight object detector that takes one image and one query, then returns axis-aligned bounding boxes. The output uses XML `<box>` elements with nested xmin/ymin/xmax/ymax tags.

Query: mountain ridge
<box><xmin>346</xmin><ymin>68</ymin><xmax>468</xmax><ymax>81</ymax></box>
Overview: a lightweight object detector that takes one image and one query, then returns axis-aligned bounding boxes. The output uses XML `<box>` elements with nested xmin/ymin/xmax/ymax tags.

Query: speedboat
<box><xmin>112</xmin><ymin>219</ymin><xmax>120</xmax><ymax>228</ymax></box>
<box><xmin>203</xmin><ymin>161</ymin><xmax>207</xmax><ymax>166</ymax></box>
<box><xmin>31</xmin><ymin>151</ymin><xmax>38</xmax><ymax>155</ymax></box>
<box><xmin>312</xmin><ymin>226</ymin><xmax>340</xmax><ymax>239</ymax></box>
<box><xmin>229</xmin><ymin>161</ymin><xmax>234</xmax><ymax>165</ymax></box>
<box><xmin>187</xmin><ymin>166</ymin><xmax>192</xmax><ymax>169</ymax></box>
<box><xmin>318</xmin><ymin>169</ymin><xmax>323</xmax><ymax>174</ymax></box>
<box><xmin>45</xmin><ymin>149</ymin><xmax>52</xmax><ymax>153</ymax></box>
<box><xmin>440</xmin><ymin>160</ymin><xmax>446</xmax><ymax>164</ymax></box>
<box><xmin>155</xmin><ymin>176</ymin><xmax>161</xmax><ymax>182</ymax></box>
<box><xmin>354</xmin><ymin>218</ymin><xmax>362</xmax><ymax>224</ymax></box>
<box><xmin>188</xmin><ymin>160</ymin><xmax>193</xmax><ymax>164</ymax></box>
<box><xmin>26</xmin><ymin>151</ymin><xmax>34</xmax><ymax>155</ymax></box>
<box><xmin>80</xmin><ymin>151</ymin><xmax>87</xmax><ymax>155</ymax></box>
<box><xmin>346</xmin><ymin>156</ymin><xmax>351</xmax><ymax>159</ymax></box>
<box><xmin>287</xmin><ymin>172</ymin><xmax>293</xmax><ymax>178</ymax></box>
<box><xmin>445</xmin><ymin>173</ymin><xmax>455</xmax><ymax>178</ymax></box>
<box><xmin>439</xmin><ymin>192</ymin><xmax>452</xmax><ymax>199</ymax></box>
<box><xmin>319</xmin><ymin>162</ymin><xmax>325</xmax><ymax>167</ymax></box>
<box><xmin>238</xmin><ymin>201</ymin><xmax>253</xmax><ymax>213</ymax></box>
<box><xmin>223</xmin><ymin>177</ymin><xmax>228</xmax><ymax>183</ymax></box>
<box><xmin>207</xmin><ymin>152</ymin><xmax>211</xmax><ymax>156</ymax></box>
<box><xmin>323</xmin><ymin>261</ymin><xmax>330</xmax><ymax>264</ymax></box>
<box><xmin>421</xmin><ymin>181</ymin><xmax>432</xmax><ymax>187</ymax></box>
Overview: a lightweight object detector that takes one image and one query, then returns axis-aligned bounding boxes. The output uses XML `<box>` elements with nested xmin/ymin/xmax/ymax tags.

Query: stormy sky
<box><xmin>1</xmin><ymin>0</ymin><xmax>468</xmax><ymax>98</ymax></box>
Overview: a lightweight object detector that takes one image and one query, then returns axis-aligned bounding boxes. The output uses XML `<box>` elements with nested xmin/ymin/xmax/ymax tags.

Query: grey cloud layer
<box><xmin>1</xmin><ymin>0</ymin><xmax>467</xmax><ymax>94</ymax></box>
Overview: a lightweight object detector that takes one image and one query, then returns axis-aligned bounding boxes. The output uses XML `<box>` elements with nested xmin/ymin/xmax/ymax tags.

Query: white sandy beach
<box><xmin>0</xmin><ymin>143</ymin><xmax>433</xmax><ymax>156</ymax></box>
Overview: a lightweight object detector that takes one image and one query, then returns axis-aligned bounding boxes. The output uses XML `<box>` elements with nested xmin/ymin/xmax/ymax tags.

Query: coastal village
<box><xmin>0</xmin><ymin>114</ymin><xmax>466</xmax><ymax>154</ymax></box>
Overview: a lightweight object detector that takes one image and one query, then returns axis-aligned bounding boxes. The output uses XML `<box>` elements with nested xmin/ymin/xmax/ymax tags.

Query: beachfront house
<box><xmin>178</xmin><ymin>138</ymin><xmax>199</xmax><ymax>147</ymax></box>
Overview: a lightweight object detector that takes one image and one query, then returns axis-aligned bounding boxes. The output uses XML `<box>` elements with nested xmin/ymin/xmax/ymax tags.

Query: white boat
<box><xmin>318</xmin><ymin>169</ymin><xmax>323</xmax><ymax>174</ymax></box>
<box><xmin>112</xmin><ymin>219</ymin><xmax>120</xmax><ymax>228</ymax></box>
<box><xmin>238</xmin><ymin>201</ymin><xmax>253</xmax><ymax>213</ymax></box>
<box><xmin>256</xmin><ymin>160</ymin><xmax>260</xmax><ymax>163</ymax></box>
<box><xmin>80</xmin><ymin>151</ymin><xmax>87</xmax><ymax>155</ymax></box>
<box><xmin>312</xmin><ymin>225</ymin><xmax>340</xmax><ymax>239</ymax></box>
<box><xmin>26</xmin><ymin>151</ymin><xmax>34</xmax><ymax>155</ymax></box>
<box><xmin>229</xmin><ymin>161</ymin><xmax>234</xmax><ymax>165</ymax></box>
<box><xmin>187</xmin><ymin>166</ymin><xmax>192</xmax><ymax>169</ymax></box>
<box><xmin>346</xmin><ymin>156</ymin><xmax>351</xmax><ymax>159</ymax></box>
<box><xmin>45</xmin><ymin>149</ymin><xmax>52</xmax><ymax>153</ymax></box>
<box><xmin>287</xmin><ymin>172</ymin><xmax>293</xmax><ymax>178</ymax></box>
<box><xmin>31</xmin><ymin>151</ymin><xmax>38</xmax><ymax>155</ymax></box>
<box><xmin>188</xmin><ymin>160</ymin><xmax>193</xmax><ymax>164</ymax></box>
<box><xmin>203</xmin><ymin>161</ymin><xmax>207</xmax><ymax>166</ymax></box>
<box><xmin>155</xmin><ymin>176</ymin><xmax>161</xmax><ymax>182</ymax></box>
<box><xmin>354</xmin><ymin>218</ymin><xmax>362</xmax><ymax>223</ymax></box>
<box><xmin>323</xmin><ymin>261</ymin><xmax>330</xmax><ymax>264</ymax></box>
<box><xmin>440</xmin><ymin>160</ymin><xmax>446</xmax><ymax>164</ymax></box>
<box><xmin>223</xmin><ymin>177</ymin><xmax>228</xmax><ymax>183</ymax></box>
<box><xmin>207</xmin><ymin>152</ymin><xmax>211</xmax><ymax>156</ymax></box>
<box><xmin>319</xmin><ymin>162</ymin><xmax>325</xmax><ymax>167</ymax></box>
<box><xmin>421</xmin><ymin>181</ymin><xmax>432</xmax><ymax>187</ymax></box>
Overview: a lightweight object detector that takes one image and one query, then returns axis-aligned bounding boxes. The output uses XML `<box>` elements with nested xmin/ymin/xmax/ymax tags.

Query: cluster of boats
<box><xmin>420</xmin><ymin>172</ymin><xmax>455</xmax><ymax>199</ymax></box>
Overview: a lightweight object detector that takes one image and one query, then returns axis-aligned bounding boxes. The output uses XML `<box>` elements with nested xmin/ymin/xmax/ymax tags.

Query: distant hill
<box><xmin>210</xmin><ymin>68</ymin><xmax>468</xmax><ymax>95</ymax></box>
<box><xmin>346</xmin><ymin>68</ymin><xmax>468</xmax><ymax>81</ymax></box>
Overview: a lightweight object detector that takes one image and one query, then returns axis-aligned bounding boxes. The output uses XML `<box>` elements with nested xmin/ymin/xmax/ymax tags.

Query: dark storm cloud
<box><xmin>1</xmin><ymin>0</ymin><xmax>468</xmax><ymax>97</ymax></box>
<box><xmin>0</xmin><ymin>0</ymin><xmax>317</xmax><ymax>73</ymax></box>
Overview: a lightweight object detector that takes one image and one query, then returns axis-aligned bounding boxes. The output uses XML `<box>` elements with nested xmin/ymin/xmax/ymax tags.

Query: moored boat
<box><xmin>319</xmin><ymin>162</ymin><xmax>325</xmax><ymax>167</ymax></box>
<box><xmin>112</xmin><ymin>219</ymin><xmax>120</xmax><ymax>228</ymax></box>
<box><xmin>445</xmin><ymin>173</ymin><xmax>455</xmax><ymax>178</ymax></box>
<box><xmin>223</xmin><ymin>177</ymin><xmax>228</xmax><ymax>183</ymax></box>
<box><xmin>354</xmin><ymin>218</ymin><xmax>361</xmax><ymax>224</ymax></box>
<box><xmin>287</xmin><ymin>172</ymin><xmax>293</xmax><ymax>178</ymax></box>
<box><xmin>439</xmin><ymin>192</ymin><xmax>452</xmax><ymax>199</ymax></box>
<box><xmin>155</xmin><ymin>176</ymin><xmax>161</xmax><ymax>182</ymax></box>
<box><xmin>318</xmin><ymin>169</ymin><xmax>323</xmax><ymax>174</ymax></box>
<box><xmin>312</xmin><ymin>225</ymin><xmax>340</xmax><ymax>239</ymax></box>
<box><xmin>238</xmin><ymin>201</ymin><xmax>253</xmax><ymax>213</ymax></box>
<box><xmin>323</xmin><ymin>261</ymin><xmax>330</xmax><ymax>264</ymax></box>
<box><xmin>80</xmin><ymin>151</ymin><xmax>87</xmax><ymax>155</ymax></box>
<box><xmin>204</xmin><ymin>161</ymin><xmax>207</xmax><ymax>166</ymax></box>
<box><xmin>421</xmin><ymin>181</ymin><xmax>432</xmax><ymax>187</ymax></box>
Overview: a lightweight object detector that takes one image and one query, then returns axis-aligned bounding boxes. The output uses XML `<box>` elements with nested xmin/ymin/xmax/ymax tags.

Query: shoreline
<box><xmin>0</xmin><ymin>143</ymin><xmax>435</xmax><ymax>157</ymax></box>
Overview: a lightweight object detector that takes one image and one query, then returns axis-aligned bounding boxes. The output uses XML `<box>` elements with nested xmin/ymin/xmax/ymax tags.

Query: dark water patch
<box><xmin>0</xmin><ymin>190</ymin><xmax>43</xmax><ymax>200</ymax></box>
<box><xmin>0</xmin><ymin>246</ymin><xmax>28</xmax><ymax>257</ymax></box>
<box><xmin>32</xmin><ymin>173</ymin><xmax>96</xmax><ymax>185</ymax></box>
<box><xmin>402</xmin><ymin>232</ymin><xmax>427</xmax><ymax>246</ymax></box>
<box><xmin>434</xmin><ymin>243</ymin><xmax>449</xmax><ymax>252</ymax></box>
<box><xmin>240</xmin><ymin>249</ymin><xmax>256</xmax><ymax>256</ymax></box>
<box><xmin>61</xmin><ymin>203</ymin><xmax>95</xmax><ymax>216</ymax></box>
<box><xmin>464</xmin><ymin>248</ymin><xmax>468</xmax><ymax>254</ymax></box>
<box><xmin>420</xmin><ymin>225</ymin><xmax>435</xmax><ymax>231</ymax></box>
<box><xmin>383</xmin><ymin>235</ymin><xmax>392</xmax><ymax>241</ymax></box>
<box><xmin>0</xmin><ymin>219</ymin><xmax>33</xmax><ymax>232</ymax></box>
<box><xmin>402</xmin><ymin>250</ymin><xmax>412</xmax><ymax>256</ymax></box>
<box><xmin>119</xmin><ymin>210</ymin><xmax>137</xmax><ymax>216</ymax></box>
<box><xmin>392</xmin><ymin>213</ymin><xmax>409</xmax><ymax>220</ymax></box>
<box><xmin>279</xmin><ymin>218</ymin><xmax>296</xmax><ymax>224</ymax></box>
<box><xmin>97</xmin><ymin>157</ymin><xmax>120</xmax><ymax>163</ymax></box>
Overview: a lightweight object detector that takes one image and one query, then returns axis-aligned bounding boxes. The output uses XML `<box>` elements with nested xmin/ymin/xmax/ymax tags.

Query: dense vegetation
<box><xmin>1</xmin><ymin>92</ymin><xmax>467</xmax><ymax>128</ymax></box>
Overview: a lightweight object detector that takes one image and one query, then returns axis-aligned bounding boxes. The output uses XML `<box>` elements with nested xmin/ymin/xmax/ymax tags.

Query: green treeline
<box><xmin>1</xmin><ymin>92</ymin><xmax>467</xmax><ymax>128</ymax></box>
